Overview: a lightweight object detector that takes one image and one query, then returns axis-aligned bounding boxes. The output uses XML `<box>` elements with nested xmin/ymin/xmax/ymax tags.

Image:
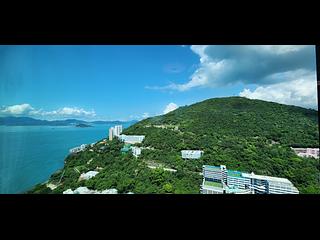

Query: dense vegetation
<box><xmin>29</xmin><ymin>97</ymin><xmax>320</xmax><ymax>194</ymax></box>
<box><xmin>30</xmin><ymin>138</ymin><xmax>201</xmax><ymax>194</ymax></box>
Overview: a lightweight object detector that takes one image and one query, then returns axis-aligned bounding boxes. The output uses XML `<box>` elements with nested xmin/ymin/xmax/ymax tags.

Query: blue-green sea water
<box><xmin>0</xmin><ymin>124</ymin><xmax>132</xmax><ymax>194</ymax></box>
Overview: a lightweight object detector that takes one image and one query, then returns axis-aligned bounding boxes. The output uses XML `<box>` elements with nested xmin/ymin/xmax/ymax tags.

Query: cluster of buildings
<box><xmin>291</xmin><ymin>147</ymin><xmax>319</xmax><ymax>159</ymax></box>
<box><xmin>108</xmin><ymin>124</ymin><xmax>145</xmax><ymax>158</ymax></box>
<box><xmin>109</xmin><ymin>125</ymin><xmax>123</xmax><ymax>141</ymax></box>
<box><xmin>108</xmin><ymin>125</ymin><xmax>145</xmax><ymax>144</ymax></box>
<box><xmin>120</xmin><ymin>144</ymin><xmax>142</xmax><ymax>157</ymax></box>
<box><xmin>201</xmin><ymin>165</ymin><xmax>299</xmax><ymax>194</ymax></box>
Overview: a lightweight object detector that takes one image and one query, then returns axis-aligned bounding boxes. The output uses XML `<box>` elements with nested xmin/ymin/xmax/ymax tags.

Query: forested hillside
<box><xmin>30</xmin><ymin>97</ymin><xmax>320</xmax><ymax>194</ymax></box>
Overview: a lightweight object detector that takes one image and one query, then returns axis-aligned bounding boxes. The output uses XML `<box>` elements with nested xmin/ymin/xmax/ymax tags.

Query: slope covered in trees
<box><xmin>29</xmin><ymin>97</ymin><xmax>320</xmax><ymax>194</ymax></box>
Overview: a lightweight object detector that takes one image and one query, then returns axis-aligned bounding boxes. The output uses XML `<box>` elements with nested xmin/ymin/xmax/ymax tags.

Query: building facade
<box><xmin>69</xmin><ymin>144</ymin><xmax>88</xmax><ymax>154</ymax></box>
<box><xmin>291</xmin><ymin>147</ymin><xmax>319</xmax><ymax>159</ymax></box>
<box><xmin>113</xmin><ymin>125</ymin><xmax>123</xmax><ymax>137</ymax></box>
<box><xmin>109</xmin><ymin>125</ymin><xmax>123</xmax><ymax>141</ymax></box>
<box><xmin>131</xmin><ymin>146</ymin><xmax>142</xmax><ymax>157</ymax></box>
<box><xmin>181</xmin><ymin>150</ymin><xmax>204</xmax><ymax>159</ymax></box>
<box><xmin>119</xmin><ymin>134</ymin><xmax>145</xmax><ymax>144</ymax></box>
<box><xmin>109</xmin><ymin>127</ymin><xmax>114</xmax><ymax>141</ymax></box>
<box><xmin>201</xmin><ymin>165</ymin><xmax>299</xmax><ymax>194</ymax></box>
<box><xmin>79</xmin><ymin>171</ymin><xmax>99</xmax><ymax>181</ymax></box>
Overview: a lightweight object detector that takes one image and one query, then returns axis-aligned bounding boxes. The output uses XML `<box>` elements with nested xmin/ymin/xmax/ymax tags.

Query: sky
<box><xmin>0</xmin><ymin>45</ymin><xmax>317</xmax><ymax>121</ymax></box>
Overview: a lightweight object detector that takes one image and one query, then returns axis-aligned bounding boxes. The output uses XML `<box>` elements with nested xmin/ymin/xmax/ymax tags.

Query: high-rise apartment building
<box><xmin>113</xmin><ymin>125</ymin><xmax>123</xmax><ymax>137</ymax></box>
<box><xmin>109</xmin><ymin>127</ymin><xmax>114</xmax><ymax>141</ymax></box>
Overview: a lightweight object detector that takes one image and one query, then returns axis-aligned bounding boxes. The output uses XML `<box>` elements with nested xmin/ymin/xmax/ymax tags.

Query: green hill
<box><xmin>29</xmin><ymin>97</ymin><xmax>320</xmax><ymax>194</ymax></box>
<box><xmin>125</xmin><ymin>97</ymin><xmax>318</xmax><ymax>148</ymax></box>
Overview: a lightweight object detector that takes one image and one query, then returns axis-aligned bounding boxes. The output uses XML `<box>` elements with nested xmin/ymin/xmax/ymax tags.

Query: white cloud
<box><xmin>250</xmin><ymin>45</ymin><xmax>307</xmax><ymax>55</ymax></box>
<box><xmin>240</xmin><ymin>71</ymin><xmax>317</xmax><ymax>109</ymax></box>
<box><xmin>163</xmin><ymin>103</ymin><xmax>178</xmax><ymax>114</ymax></box>
<box><xmin>148</xmin><ymin>45</ymin><xmax>317</xmax><ymax>109</ymax></box>
<box><xmin>52</xmin><ymin>107</ymin><xmax>96</xmax><ymax>117</ymax></box>
<box><xmin>180</xmin><ymin>45</ymin><xmax>316</xmax><ymax>90</ymax></box>
<box><xmin>0</xmin><ymin>104</ymin><xmax>96</xmax><ymax>119</ymax></box>
<box><xmin>0</xmin><ymin>103</ymin><xmax>34</xmax><ymax>115</ymax></box>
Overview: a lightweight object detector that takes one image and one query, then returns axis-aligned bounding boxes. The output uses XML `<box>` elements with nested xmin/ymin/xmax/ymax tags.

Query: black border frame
<box><xmin>0</xmin><ymin>25</ymin><xmax>319</xmax><ymax>227</ymax></box>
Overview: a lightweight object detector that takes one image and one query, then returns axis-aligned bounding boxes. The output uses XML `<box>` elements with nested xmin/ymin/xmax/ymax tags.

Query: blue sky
<box><xmin>0</xmin><ymin>45</ymin><xmax>317</xmax><ymax>121</ymax></box>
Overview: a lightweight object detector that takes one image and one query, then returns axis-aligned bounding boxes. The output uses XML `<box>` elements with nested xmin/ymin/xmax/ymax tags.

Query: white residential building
<box><xmin>63</xmin><ymin>187</ymin><xmax>119</xmax><ymax>194</ymax></box>
<box><xmin>181</xmin><ymin>150</ymin><xmax>204</xmax><ymax>159</ymax></box>
<box><xmin>131</xmin><ymin>146</ymin><xmax>142</xmax><ymax>157</ymax></box>
<box><xmin>241</xmin><ymin>172</ymin><xmax>299</xmax><ymax>194</ymax></box>
<box><xmin>78</xmin><ymin>171</ymin><xmax>99</xmax><ymax>181</ymax></box>
<box><xmin>73</xmin><ymin>187</ymin><xmax>95</xmax><ymax>194</ymax></box>
<box><xmin>291</xmin><ymin>147</ymin><xmax>319</xmax><ymax>159</ymax></box>
<box><xmin>119</xmin><ymin>134</ymin><xmax>145</xmax><ymax>144</ymax></box>
<box><xmin>100</xmin><ymin>188</ymin><xmax>118</xmax><ymax>194</ymax></box>
<box><xmin>63</xmin><ymin>189</ymin><xmax>74</xmax><ymax>194</ymax></box>
<box><xmin>69</xmin><ymin>144</ymin><xmax>88</xmax><ymax>154</ymax></box>
<box><xmin>113</xmin><ymin>125</ymin><xmax>123</xmax><ymax>137</ymax></box>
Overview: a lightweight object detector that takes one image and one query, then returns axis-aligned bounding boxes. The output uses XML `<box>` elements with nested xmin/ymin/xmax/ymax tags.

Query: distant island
<box><xmin>0</xmin><ymin>116</ymin><xmax>138</xmax><ymax>126</ymax></box>
<box><xmin>75</xmin><ymin>123</ymin><xmax>92</xmax><ymax>128</ymax></box>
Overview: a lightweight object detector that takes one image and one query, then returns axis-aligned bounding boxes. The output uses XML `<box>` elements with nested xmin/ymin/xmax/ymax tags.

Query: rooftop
<box><xmin>181</xmin><ymin>150</ymin><xmax>203</xmax><ymax>153</ymax></box>
<box><xmin>79</xmin><ymin>171</ymin><xmax>99</xmax><ymax>181</ymax></box>
<box><xmin>227</xmin><ymin>170</ymin><xmax>243</xmax><ymax>178</ymax></box>
<box><xmin>203</xmin><ymin>165</ymin><xmax>221</xmax><ymax>170</ymax></box>
<box><xmin>203</xmin><ymin>180</ymin><xmax>223</xmax><ymax>188</ymax></box>
<box><xmin>121</xmin><ymin>144</ymin><xmax>131</xmax><ymax>152</ymax></box>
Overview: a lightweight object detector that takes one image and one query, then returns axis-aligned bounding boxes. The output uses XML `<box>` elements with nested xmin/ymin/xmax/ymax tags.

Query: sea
<box><xmin>0</xmin><ymin>123</ymin><xmax>133</xmax><ymax>194</ymax></box>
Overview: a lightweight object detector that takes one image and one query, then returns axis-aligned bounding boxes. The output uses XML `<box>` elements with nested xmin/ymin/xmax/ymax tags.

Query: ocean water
<box><xmin>0</xmin><ymin>124</ymin><xmax>132</xmax><ymax>194</ymax></box>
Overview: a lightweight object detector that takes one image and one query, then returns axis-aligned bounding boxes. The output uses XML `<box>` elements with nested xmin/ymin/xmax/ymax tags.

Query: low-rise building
<box><xmin>100</xmin><ymin>188</ymin><xmax>118</xmax><ymax>194</ymax></box>
<box><xmin>131</xmin><ymin>146</ymin><xmax>142</xmax><ymax>157</ymax></box>
<box><xmin>119</xmin><ymin>134</ymin><xmax>145</xmax><ymax>144</ymax></box>
<box><xmin>69</xmin><ymin>144</ymin><xmax>87</xmax><ymax>154</ymax></box>
<box><xmin>63</xmin><ymin>187</ymin><xmax>120</xmax><ymax>194</ymax></box>
<box><xmin>63</xmin><ymin>189</ymin><xmax>74</xmax><ymax>194</ymax></box>
<box><xmin>291</xmin><ymin>147</ymin><xmax>319</xmax><ymax>159</ymax></box>
<box><xmin>73</xmin><ymin>187</ymin><xmax>95</xmax><ymax>194</ymax></box>
<box><xmin>181</xmin><ymin>150</ymin><xmax>203</xmax><ymax>159</ymax></box>
<box><xmin>78</xmin><ymin>171</ymin><xmax>99</xmax><ymax>181</ymax></box>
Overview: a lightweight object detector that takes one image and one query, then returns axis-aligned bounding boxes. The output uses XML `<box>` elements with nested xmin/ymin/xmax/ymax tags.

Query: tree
<box><xmin>163</xmin><ymin>183</ymin><xmax>174</xmax><ymax>193</ymax></box>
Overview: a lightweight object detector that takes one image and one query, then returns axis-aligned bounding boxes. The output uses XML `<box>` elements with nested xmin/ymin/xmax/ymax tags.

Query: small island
<box><xmin>75</xmin><ymin>123</ymin><xmax>92</xmax><ymax>128</ymax></box>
